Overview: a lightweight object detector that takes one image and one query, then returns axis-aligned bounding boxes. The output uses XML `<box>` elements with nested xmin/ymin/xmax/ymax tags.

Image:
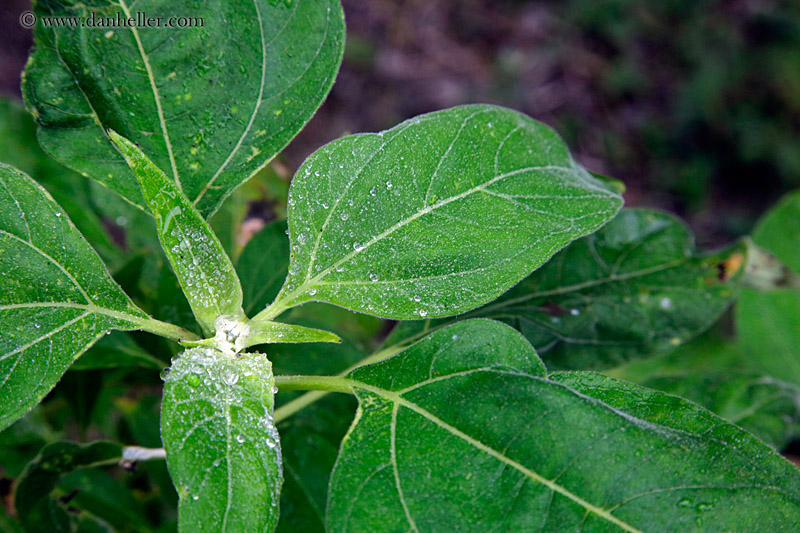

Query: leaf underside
<box><xmin>0</xmin><ymin>163</ymin><xmax>148</xmax><ymax>431</ymax></box>
<box><xmin>327</xmin><ymin>320</ymin><xmax>800</xmax><ymax>532</ymax></box>
<box><xmin>23</xmin><ymin>0</ymin><xmax>345</xmax><ymax>216</ymax></box>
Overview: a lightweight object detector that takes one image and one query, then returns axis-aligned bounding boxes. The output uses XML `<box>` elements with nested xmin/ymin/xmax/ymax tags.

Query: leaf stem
<box><xmin>274</xmin><ymin>375</ymin><xmax>356</xmax><ymax>394</ymax></box>
<box><xmin>273</xmin><ymin>344</ymin><xmax>404</xmax><ymax>422</ymax></box>
<box><xmin>138</xmin><ymin>318</ymin><xmax>201</xmax><ymax>342</ymax></box>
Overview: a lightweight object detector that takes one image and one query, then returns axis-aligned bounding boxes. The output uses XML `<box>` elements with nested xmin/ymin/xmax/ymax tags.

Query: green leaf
<box><xmin>110</xmin><ymin>131</ymin><xmax>244</xmax><ymax>333</ymax></box>
<box><xmin>59</xmin><ymin>468</ymin><xmax>151</xmax><ymax>532</ymax></box>
<box><xmin>737</xmin><ymin>190</ymin><xmax>800</xmax><ymax>385</ymax></box>
<box><xmin>0</xmin><ymin>96</ymin><xmax>123</xmax><ymax>264</ymax></box>
<box><xmin>326</xmin><ymin>319</ymin><xmax>800</xmax><ymax>531</ymax></box>
<box><xmin>14</xmin><ymin>441</ymin><xmax>123</xmax><ymax>532</ymax></box>
<box><xmin>23</xmin><ymin>0</ymin><xmax>345</xmax><ymax>216</ymax></box>
<box><xmin>609</xmin><ymin>333</ymin><xmax>800</xmax><ymax>449</ymax></box>
<box><xmin>161</xmin><ymin>347</ymin><xmax>282</xmax><ymax>532</ymax></box>
<box><xmin>260</xmin><ymin>105</ymin><xmax>623</xmax><ymax>321</ymax></box>
<box><xmin>488</xmin><ymin>208</ymin><xmax>747</xmax><ymax>368</ymax></box>
<box><xmin>0</xmin><ymin>163</ymin><xmax>151</xmax><ymax>430</ymax></box>
<box><xmin>384</xmin><ymin>208</ymin><xmax>746</xmax><ymax>369</ymax></box>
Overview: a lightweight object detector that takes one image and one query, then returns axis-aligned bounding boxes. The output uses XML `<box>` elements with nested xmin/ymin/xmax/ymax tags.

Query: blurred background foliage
<box><xmin>1</xmin><ymin>0</ymin><xmax>800</xmax><ymax>528</ymax></box>
<box><xmin>3</xmin><ymin>0</ymin><xmax>800</xmax><ymax>245</ymax></box>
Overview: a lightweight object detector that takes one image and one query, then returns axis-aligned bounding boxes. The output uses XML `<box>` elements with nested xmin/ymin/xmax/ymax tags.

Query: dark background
<box><xmin>2</xmin><ymin>0</ymin><xmax>799</xmax><ymax>246</ymax></box>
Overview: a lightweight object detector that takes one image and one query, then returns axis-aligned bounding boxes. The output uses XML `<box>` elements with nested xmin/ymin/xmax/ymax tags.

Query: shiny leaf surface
<box><xmin>327</xmin><ymin>320</ymin><xmax>800</xmax><ymax>531</ymax></box>
<box><xmin>0</xmin><ymin>164</ymin><xmax>149</xmax><ymax>430</ymax></box>
<box><xmin>161</xmin><ymin>347</ymin><xmax>282</xmax><ymax>532</ymax></box>
<box><xmin>23</xmin><ymin>0</ymin><xmax>345</xmax><ymax>215</ymax></box>
<box><xmin>262</xmin><ymin>105</ymin><xmax>623</xmax><ymax>321</ymax></box>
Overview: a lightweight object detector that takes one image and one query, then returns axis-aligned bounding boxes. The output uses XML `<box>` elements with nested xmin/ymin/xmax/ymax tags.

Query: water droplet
<box><xmin>191</xmin><ymin>494</ymin><xmax>200</xmax><ymax>501</ymax></box>
<box><xmin>660</xmin><ymin>297</ymin><xmax>672</xmax><ymax>309</ymax></box>
<box><xmin>386</xmin><ymin>181</ymin><xmax>393</xmax><ymax>189</ymax></box>
<box><xmin>287</xmin><ymin>197</ymin><xmax>296</xmax><ymax>206</ymax></box>
<box><xmin>160</xmin><ymin>367</ymin><xmax>171</xmax><ymax>381</ymax></box>
<box><xmin>353</xmin><ymin>242</ymin><xmax>364</xmax><ymax>251</ymax></box>
<box><xmin>677</xmin><ymin>498</ymin><xmax>692</xmax><ymax>508</ymax></box>
<box><xmin>413</xmin><ymin>295</ymin><xmax>421</xmax><ymax>302</ymax></box>
<box><xmin>419</xmin><ymin>309</ymin><xmax>428</xmax><ymax>317</ymax></box>
<box><xmin>570</xmin><ymin>309</ymin><xmax>580</xmax><ymax>316</ymax></box>
<box><xmin>340</xmin><ymin>213</ymin><xmax>349</xmax><ymax>221</ymax></box>
<box><xmin>369</xmin><ymin>187</ymin><xmax>377</xmax><ymax>196</ymax></box>
<box><xmin>369</xmin><ymin>273</ymin><xmax>378</xmax><ymax>282</ymax></box>
<box><xmin>236</xmin><ymin>435</ymin><xmax>246</xmax><ymax>443</ymax></box>
<box><xmin>308</xmin><ymin>287</ymin><xmax>317</xmax><ymax>296</ymax></box>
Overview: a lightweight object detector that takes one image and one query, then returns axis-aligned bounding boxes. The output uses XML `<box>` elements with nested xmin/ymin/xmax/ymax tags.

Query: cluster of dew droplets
<box><xmin>213</xmin><ymin>315</ymin><xmax>251</xmax><ymax>355</ymax></box>
<box><xmin>164</xmin><ymin>348</ymin><xmax>282</xmax><ymax>507</ymax></box>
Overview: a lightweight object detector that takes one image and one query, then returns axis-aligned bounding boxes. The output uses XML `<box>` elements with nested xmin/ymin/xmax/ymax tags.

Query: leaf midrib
<box><xmin>0</xmin><ymin>301</ymin><xmax>145</xmax><ymax>327</ymax></box>
<box><xmin>118</xmin><ymin>0</ymin><xmax>181</xmax><ymax>191</ymax></box>
<box><xmin>282</xmin><ymin>164</ymin><xmax>592</xmax><ymax>308</ymax></box>
<box><xmin>335</xmin><ymin>374</ymin><xmax>642</xmax><ymax>533</ymax></box>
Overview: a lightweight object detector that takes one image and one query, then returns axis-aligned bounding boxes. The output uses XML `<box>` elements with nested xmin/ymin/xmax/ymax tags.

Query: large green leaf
<box><xmin>161</xmin><ymin>347</ymin><xmax>282</xmax><ymax>532</ymax></box>
<box><xmin>0</xmin><ymin>163</ymin><xmax>151</xmax><ymax>430</ymax></box>
<box><xmin>23</xmin><ymin>0</ymin><xmax>345</xmax><ymax>216</ymax></box>
<box><xmin>325</xmin><ymin>320</ymin><xmax>800</xmax><ymax>531</ymax></box>
<box><xmin>609</xmin><ymin>333</ymin><xmax>800</xmax><ymax>449</ymax></box>
<box><xmin>110</xmin><ymin>131</ymin><xmax>244</xmax><ymax>333</ymax></box>
<box><xmin>384</xmin><ymin>208</ymin><xmax>746</xmax><ymax>369</ymax></box>
<box><xmin>259</xmin><ymin>105</ymin><xmax>623</xmax><ymax>321</ymax></box>
<box><xmin>737</xmin><ymin>190</ymin><xmax>800</xmax><ymax>385</ymax></box>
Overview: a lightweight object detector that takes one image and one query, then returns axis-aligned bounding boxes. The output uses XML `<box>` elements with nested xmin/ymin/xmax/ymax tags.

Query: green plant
<box><xmin>2</xmin><ymin>1</ymin><xmax>800</xmax><ymax>531</ymax></box>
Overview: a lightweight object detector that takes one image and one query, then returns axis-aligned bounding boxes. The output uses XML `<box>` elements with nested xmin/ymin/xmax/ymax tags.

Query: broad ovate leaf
<box><xmin>0</xmin><ymin>163</ymin><xmax>150</xmax><ymax>430</ymax></box>
<box><xmin>23</xmin><ymin>0</ymin><xmax>345</xmax><ymax>216</ymax></box>
<box><xmin>161</xmin><ymin>347</ymin><xmax>282</xmax><ymax>532</ymax></box>
<box><xmin>110</xmin><ymin>131</ymin><xmax>243</xmax><ymax>333</ymax></box>
<box><xmin>260</xmin><ymin>105</ymin><xmax>623</xmax><ymax>321</ymax></box>
<box><xmin>326</xmin><ymin>320</ymin><xmax>800</xmax><ymax>531</ymax></box>
<box><xmin>737</xmin><ymin>190</ymin><xmax>800</xmax><ymax>385</ymax></box>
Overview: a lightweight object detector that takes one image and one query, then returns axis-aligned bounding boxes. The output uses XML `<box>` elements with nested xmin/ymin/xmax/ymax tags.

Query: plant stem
<box><xmin>274</xmin><ymin>375</ymin><xmax>355</xmax><ymax>394</ymax></box>
<box><xmin>138</xmin><ymin>317</ymin><xmax>201</xmax><ymax>342</ymax></box>
<box><xmin>273</xmin><ymin>344</ymin><xmax>404</xmax><ymax>422</ymax></box>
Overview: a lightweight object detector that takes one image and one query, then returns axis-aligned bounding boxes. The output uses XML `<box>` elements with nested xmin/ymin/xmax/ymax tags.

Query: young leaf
<box><xmin>325</xmin><ymin>320</ymin><xmax>800</xmax><ymax>531</ymax></box>
<box><xmin>14</xmin><ymin>441</ymin><xmax>123</xmax><ymax>532</ymax></box>
<box><xmin>109</xmin><ymin>132</ymin><xmax>244</xmax><ymax>333</ymax></box>
<box><xmin>0</xmin><ymin>164</ymin><xmax>153</xmax><ymax>430</ymax></box>
<box><xmin>737</xmin><ymin>190</ymin><xmax>800</xmax><ymax>385</ymax></box>
<box><xmin>260</xmin><ymin>105</ymin><xmax>623</xmax><ymax>321</ymax></box>
<box><xmin>23</xmin><ymin>0</ymin><xmax>345</xmax><ymax>216</ymax></box>
<box><xmin>161</xmin><ymin>347</ymin><xmax>282</xmax><ymax>532</ymax></box>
